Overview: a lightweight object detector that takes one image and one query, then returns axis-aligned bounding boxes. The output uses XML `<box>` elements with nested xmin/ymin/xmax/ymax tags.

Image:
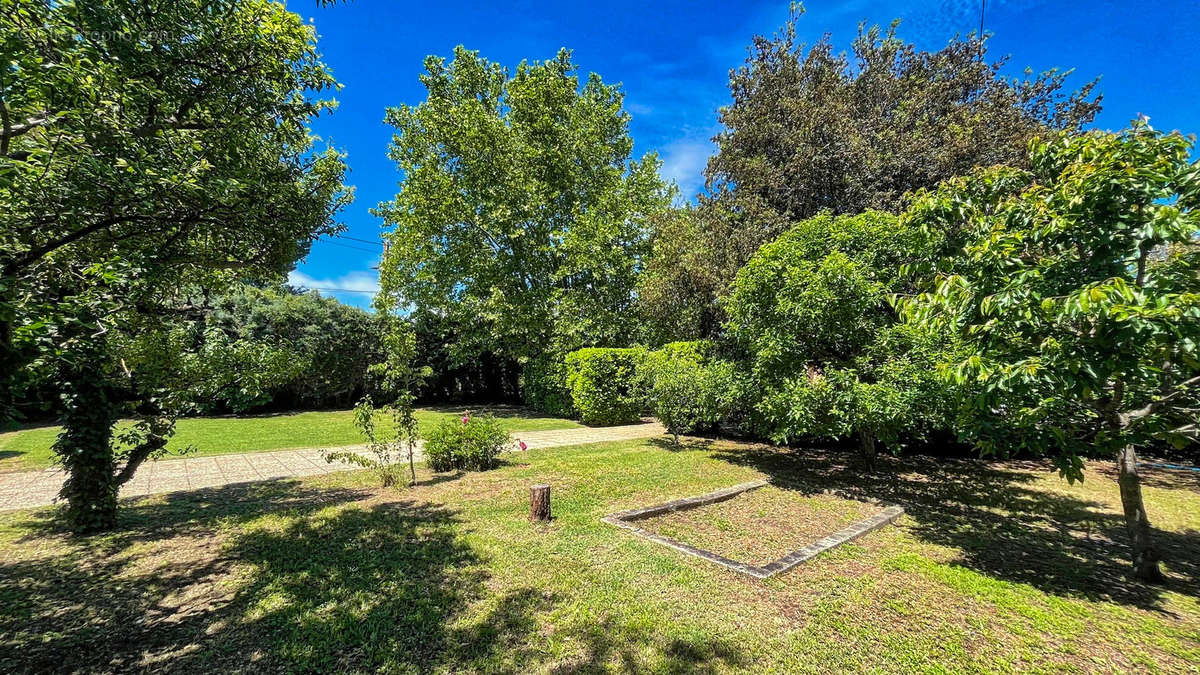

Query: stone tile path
<box><xmin>0</xmin><ymin>421</ymin><xmax>664</xmax><ymax>513</ymax></box>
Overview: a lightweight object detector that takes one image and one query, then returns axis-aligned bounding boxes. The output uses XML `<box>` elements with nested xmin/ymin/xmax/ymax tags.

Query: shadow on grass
<box><xmin>0</xmin><ymin>476</ymin><xmax>745</xmax><ymax>673</ymax></box>
<box><xmin>551</xmin><ymin>613</ymin><xmax>747</xmax><ymax>674</ymax></box>
<box><xmin>0</xmin><ymin>480</ymin><xmax>511</xmax><ymax>672</ymax></box>
<box><xmin>655</xmin><ymin>438</ymin><xmax>1200</xmax><ymax>613</ymax></box>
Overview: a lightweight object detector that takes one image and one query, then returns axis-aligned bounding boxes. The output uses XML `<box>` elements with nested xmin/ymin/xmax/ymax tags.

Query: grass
<box><xmin>636</xmin><ymin>485</ymin><xmax>879</xmax><ymax>565</ymax></box>
<box><xmin>0</xmin><ymin>406</ymin><xmax>583</xmax><ymax>473</ymax></box>
<box><xmin>0</xmin><ymin>437</ymin><xmax>1197</xmax><ymax>672</ymax></box>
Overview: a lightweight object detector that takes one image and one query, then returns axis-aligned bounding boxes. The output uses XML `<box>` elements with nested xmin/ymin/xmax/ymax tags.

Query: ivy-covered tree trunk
<box><xmin>1115</xmin><ymin>443</ymin><xmax>1164</xmax><ymax>582</ymax></box>
<box><xmin>56</xmin><ymin>350</ymin><xmax>121</xmax><ymax>534</ymax></box>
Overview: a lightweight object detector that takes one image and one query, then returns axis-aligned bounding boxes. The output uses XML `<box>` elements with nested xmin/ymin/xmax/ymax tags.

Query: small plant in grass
<box><xmin>322</xmin><ymin>398</ymin><xmax>407</xmax><ymax>487</ymax></box>
<box><xmin>325</xmin><ymin>318</ymin><xmax>428</xmax><ymax>486</ymax></box>
<box><xmin>424</xmin><ymin>414</ymin><xmax>511</xmax><ymax>472</ymax></box>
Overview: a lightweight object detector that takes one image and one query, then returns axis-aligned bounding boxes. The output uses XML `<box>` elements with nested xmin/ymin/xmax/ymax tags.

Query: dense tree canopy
<box><xmin>0</xmin><ymin>0</ymin><xmax>350</xmax><ymax>531</ymax></box>
<box><xmin>900</xmin><ymin>123</ymin><xmax>1200</xmax><ymax>580</ymax></box>
<box><xmin>724</xmin><ymin>211</ymin><xmax>955</xmax><ymax>467</ymax></box>
<box><xmin>639</xmin><ymin>9</ymin><xmax>1101</xmax><ymax>339</ymax></box>
<box><xmin>374</xmin><ymin>47</ymin><xmax>672</xmax><ymax>365</ymax></box>
<box><xmin>206</xmin><ymin>286</ymin><xmax>383</xmax><ymax>411</ymax></box>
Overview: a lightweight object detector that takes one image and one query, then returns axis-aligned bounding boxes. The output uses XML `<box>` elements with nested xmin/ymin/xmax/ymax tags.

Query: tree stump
<box><xmin>530</xmin><ymin>484</ymin><xmax>551</xmax><ymax>522</ymax></box>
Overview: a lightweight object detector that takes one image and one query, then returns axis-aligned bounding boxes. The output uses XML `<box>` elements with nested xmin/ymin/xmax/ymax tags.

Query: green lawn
<box><xmin>0</xmin><ymin>437</ymin><xmax>1196</xmax><ymax>672</ymax></box>
<box><xmin>0</xmin><ymin>406</ymin><xmax>582</xmax><ymax>473</ymax></box>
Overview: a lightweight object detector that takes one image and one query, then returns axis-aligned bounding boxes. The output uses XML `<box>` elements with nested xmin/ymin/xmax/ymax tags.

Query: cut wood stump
<box><xmin>530</xmin><ymin>484</ymin><xmax>551</xmax><ymax>522</ymax></box>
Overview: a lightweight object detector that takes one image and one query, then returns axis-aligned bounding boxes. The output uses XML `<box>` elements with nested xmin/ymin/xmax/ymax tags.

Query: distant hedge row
<box><xmin>527</xmin><ymin>342</ymin><xmax>733</xmax><ymax>438</ymax></box>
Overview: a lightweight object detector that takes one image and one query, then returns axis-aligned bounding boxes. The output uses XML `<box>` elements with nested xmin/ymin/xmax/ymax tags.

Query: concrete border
<box><xmin>602</xmin><ymin>480</ymin><xmax>904</xmax><ymax>579</ymax></box>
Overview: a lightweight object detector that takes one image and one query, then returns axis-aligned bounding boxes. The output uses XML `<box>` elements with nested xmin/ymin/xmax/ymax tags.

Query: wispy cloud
<box><xmin>658</xmin><ymin>136</ymin><xmax>715</xmax><ymax>202</ymax></box>
<box><xmin>288</xmin><ymin>269</ymin><xmax>380</xmax><ymax>296</ymax></box>
<box><xmin>626</xmin><ymin>102</ymin><xmax>655</xmax><ymax>117</ymax></box>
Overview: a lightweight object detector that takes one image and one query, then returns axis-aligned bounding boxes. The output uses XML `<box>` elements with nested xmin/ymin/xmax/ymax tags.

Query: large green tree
<box><xmin>724</xmin><ymin>211</ymin><xmax>955</xmax><ymax>468</ymax></box>
<box><xmin>0</xmin><ymin>0</ymin><xmax>350</xmax><ymax>532</ymax></box>
<box><xmin>640</xmin><ymin>9</ymin><xmax>1101</xmax><ymax>339</ymax></box>
<box><xmin>900</xmin><ymin>123</ymin><xmax>1200</xmax><ymax>581</ymax></box>
<box><xmin>374</xmin><ymin>47</ymin><xmax>672</xmax><ymax>368</ymax></box>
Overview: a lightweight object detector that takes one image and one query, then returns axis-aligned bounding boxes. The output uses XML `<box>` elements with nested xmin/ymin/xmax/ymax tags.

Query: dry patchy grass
<box><xmin>636</xmin><ymin>485</ymin><xmax>879</xmax><ymax>565</ymax></box>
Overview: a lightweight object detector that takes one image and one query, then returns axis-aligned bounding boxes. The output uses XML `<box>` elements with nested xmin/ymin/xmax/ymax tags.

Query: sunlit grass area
<box><xmin>1</xmin><ymin>437</ymin><xmax>1196</xmax><ymax>672</ymax></box>
<box><xmin>0</xmin><ymin>406</ymin><xmax>583</xmax><ymax>473</ymax></box>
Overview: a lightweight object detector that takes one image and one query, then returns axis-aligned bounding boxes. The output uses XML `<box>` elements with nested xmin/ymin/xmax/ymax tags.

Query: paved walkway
<box><xmin>0</xmin><ymin>421</ymin><xmax>665</xmax><ymax>512</ymax></box>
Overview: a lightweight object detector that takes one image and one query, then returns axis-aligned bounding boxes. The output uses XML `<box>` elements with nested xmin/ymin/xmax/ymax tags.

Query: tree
<box><xmin>639</xmin><ymin>8</ymin><xmax>1101</xmax><ymax>334</ymax></box>
<box><xmin>206</xmin><ymin>285</ymin><xmax>384</xmax><ymax>411</ymax></box>
<box><xmin>637</xmin><ymin>207</ymin><xmax>726</xmax><ymax>344</ymax></box>
<box><xmin>325</xmin><ymin>317</ymin><xmax>429</xmax><ymax>487</ymax></box>
<box><xmin>373</xmin><ymin>47</ymin><xmax>672</xmax><ymax>369</ymax></box>
<box><xmin>724</xmin><ymin>211</ymin><xmax>955</xmax><ymax>468</ymax></box>
<box><xmin>899</xmin><ymin>123</ymin><xmax>1200</xmax><ymax>581</ymax></box>
<box><xmin>1</xmin><ymin>0</ymin><xmax>350</xmax><ymax>532</ymax></box>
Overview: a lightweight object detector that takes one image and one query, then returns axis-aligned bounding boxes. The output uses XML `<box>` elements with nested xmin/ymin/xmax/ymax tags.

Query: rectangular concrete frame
<box><xmin>602</xmin><ymin>479</ymin><xmax>904</xmax><ymax>579</ymax></box>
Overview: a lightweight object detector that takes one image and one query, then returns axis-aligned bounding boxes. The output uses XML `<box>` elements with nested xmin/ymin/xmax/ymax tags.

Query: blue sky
<box><xmin>290</xmin><ymin>0</ymin><xmax>1200</xmax><ymax>308</ymax></box>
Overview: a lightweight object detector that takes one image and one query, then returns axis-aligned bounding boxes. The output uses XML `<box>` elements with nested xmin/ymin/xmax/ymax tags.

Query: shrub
<box><xmin>645</xmin><ymin>350</ymin><xmax>734</xmax><ymax>443</ymax></box>
<box><xmin>423</xmin><ymin>414</ymin><xmax>511</xmax><ymax>472</ymax></box>
<box><xmin>522</xmin><ymin>355</ymin><xmax>575</xmax><ymax>417</ymax></box>
<box><xmin>564</xmin><ymin>348</ymin><xmax>648</xmax><ymax>426</ymax></box>
<box><xmin>722</xmin><ymin>211</ymin><xmax>957</xmax><ymax>467</ymax></box>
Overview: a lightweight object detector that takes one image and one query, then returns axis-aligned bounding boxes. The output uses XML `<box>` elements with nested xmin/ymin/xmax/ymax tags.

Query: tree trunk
<box><xmin>57</xmin><ymin>356</ymin><xmax>120</xmax><ymax>534</ymax></box>
<box><xmin>858</xmin><ymin>429</ymin><xmax>878</xmax><ymax>472</ymax></box>
<box><xmin>1116</xmin><ymin>443</ymin><xmax>1165</xmax><ymax>582</ymax></box>
<box><xmin>0</xmin><ymin>313</ymin><xmax>12</xmax><ymax>420</ymax></box>
<box><xmin>530</xmin><ymin>484</ymin><xmax>551</xmax><ymax>522</ymax></box>
<box><xmin>407</xmin><ymin>441</ymin><xmax>417</xmax><ymax>487</ymax></box>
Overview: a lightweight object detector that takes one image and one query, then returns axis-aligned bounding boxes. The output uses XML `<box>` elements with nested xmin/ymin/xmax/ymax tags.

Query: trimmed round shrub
<box><xmin>564</xmin><ymin>347</ymin><xmax>648</xmax><ymax>426</ymax></box>
<box><xmin>423</xmin><ymin>415</ymin><xmax>511</xmax><ymax>472</ymax></box>
<box><xmin>644</xmin><ymin>347</ymin><xmax>735</xmax><ymax>441</ymax></box>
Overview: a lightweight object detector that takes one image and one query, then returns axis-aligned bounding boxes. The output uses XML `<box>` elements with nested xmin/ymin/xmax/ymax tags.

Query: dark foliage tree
<box><xmin>410</xmin><ymin>309</ymin><xmax>522</xmax><ymax>404</ymax></box>
<box><xmin>639</xmin><ymin>9</ymin><xmax>1101</xmax><ymax>337</ymax></box>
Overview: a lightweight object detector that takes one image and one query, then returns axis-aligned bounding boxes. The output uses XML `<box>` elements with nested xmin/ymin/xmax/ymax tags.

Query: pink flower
<box><xmin>518</xmin><ymin>440</ymin><xmax>528</xmax><ymax>451</ymax></box>
<box><xmin>461</xmin><ymin>411</ymin><xmax>470</xmax><ymax>424</ymax></box>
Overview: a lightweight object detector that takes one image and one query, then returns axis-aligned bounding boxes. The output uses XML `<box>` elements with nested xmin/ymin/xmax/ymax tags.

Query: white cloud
<box><xmin>626</xmin><ymin>102</ymin><xmax>655</xmax><ymax>117</ymax></box>
<box><xmin>658</xmin><ymin>136</ymin><xmax>715</xmax><ymax>202</ymax></box>
<box><xmin>287</xmin><ymin>268</ymin><xmax>380</xmax><ymax>296</ymax></box>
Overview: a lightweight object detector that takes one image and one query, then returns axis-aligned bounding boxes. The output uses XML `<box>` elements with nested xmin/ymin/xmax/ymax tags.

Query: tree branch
<box><xmin>2</xmin><ymin>214</ymin><xmax>148</xmax><ymax>277</ymax></box>
<box><xmin>1126</xmin><ymin>374</ymin><xmax>1200</xmax><ymax>422</ymax></box>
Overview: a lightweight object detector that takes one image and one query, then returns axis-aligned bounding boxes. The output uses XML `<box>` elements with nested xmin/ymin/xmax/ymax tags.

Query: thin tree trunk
<box><xmin>407</xmin><ymin>442</ymin><xmax>416</xmax><ymax>487</ymax></box>
<box><xmin>858</xmin><ymin>429</ymin><xmax>877</xmax><ymax>471</ymax></box>
<box><xmin>1116</xmin><ymin>443</ymin><xmax>1165</xmax><ymax>582</ymax></box>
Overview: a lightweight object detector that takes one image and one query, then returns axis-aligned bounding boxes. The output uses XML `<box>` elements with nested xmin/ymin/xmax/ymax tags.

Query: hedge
<box><xmin>564</xmin><ymin>347</ymin><xmax>648</xmax><ymax>425</ymax></box>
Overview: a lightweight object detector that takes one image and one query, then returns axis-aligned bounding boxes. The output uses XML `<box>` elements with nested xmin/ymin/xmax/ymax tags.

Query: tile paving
<box><xmin>0</xmin><ymin>421</ymin><xmax>665</xmax><ymax>512</ymax></box>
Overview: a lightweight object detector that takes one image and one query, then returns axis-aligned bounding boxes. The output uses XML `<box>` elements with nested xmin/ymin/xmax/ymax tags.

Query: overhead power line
<box><xmin>322</xmin><ymin>240</ymin><xmax>381</xmax><ymax>254</ymax></box>
<box><xmin>335</xmin><ymin>234</ymin><xmax>385</xmax><ymax>246</ymax></box>
<box><xmin>300</xmin><ymin>286</ymin><xmax>378</xmax><ymax>294</ymax></box>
